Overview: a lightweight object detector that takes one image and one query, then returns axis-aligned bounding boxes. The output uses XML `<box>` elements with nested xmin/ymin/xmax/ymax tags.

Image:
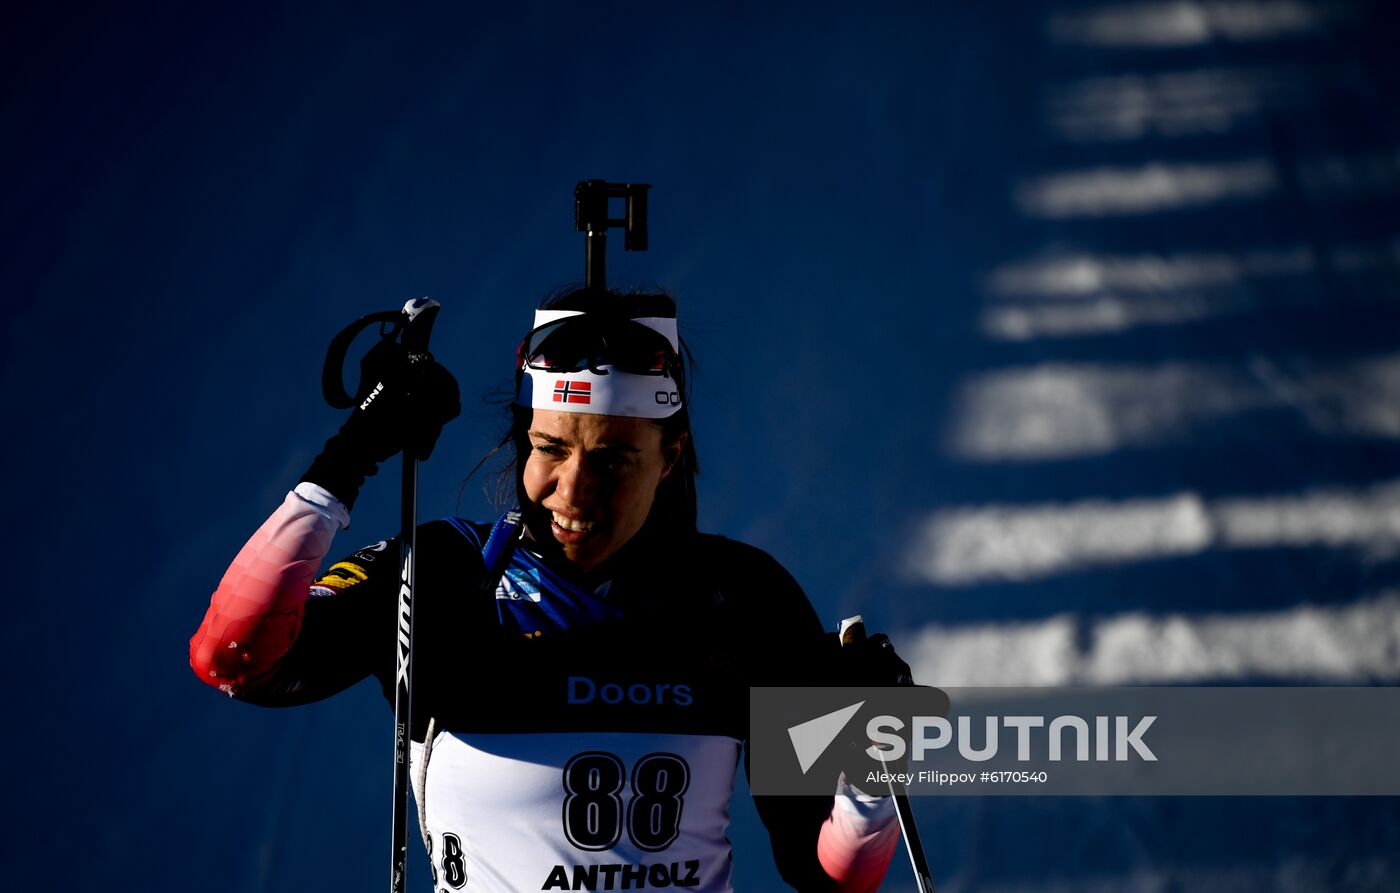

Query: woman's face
<box><xmin>522</xmin><ymin>409</ymin><xmax>685</xmax><ymax>573</ymax></box>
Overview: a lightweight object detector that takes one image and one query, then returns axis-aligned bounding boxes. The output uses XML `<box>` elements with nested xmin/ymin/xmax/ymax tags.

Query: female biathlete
<box><xmin>190</xmin><ymin>288</ymin><xmax>910</xmax><ymax>891</ymax></box>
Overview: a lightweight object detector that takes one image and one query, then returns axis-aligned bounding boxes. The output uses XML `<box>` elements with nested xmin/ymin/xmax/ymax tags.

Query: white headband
<box><xmin>517</xmin><ymin>309</ymin><xmax>683</xmax><ymax>419</ymax></box>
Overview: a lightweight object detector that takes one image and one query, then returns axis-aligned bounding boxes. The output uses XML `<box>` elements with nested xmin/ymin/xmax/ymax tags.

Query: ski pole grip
<box><xmin>838</xmin><ymin>615</ymin><xmax>866</xmax><ymax>647</ymax></box>
<box><xmin>400</xmin><ymin>297</ymin><xmax>441</xmax><ymax>353</ymax></box>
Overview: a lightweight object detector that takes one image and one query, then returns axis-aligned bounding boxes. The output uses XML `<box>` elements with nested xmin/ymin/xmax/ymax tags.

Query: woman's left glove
<box><xmin>300</xmin><ymin>338</ymin><xmax>460</xmax><ymax>509</ymax></box>
<box><xmin>832</xmin><ymin>620</ymin><xmax>917</xmax><ymax>794</ymax></box>
<box><xmin>835</xmin><ymin>621</ymin><xmax>915</xmax><ymax>687</ymax></box>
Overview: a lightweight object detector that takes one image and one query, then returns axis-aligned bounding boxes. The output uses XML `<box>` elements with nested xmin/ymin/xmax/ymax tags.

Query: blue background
<box><xmin>5</xmin><ymin>1</ymin><xmax>1400</xmax><ymax>890</ymax></box>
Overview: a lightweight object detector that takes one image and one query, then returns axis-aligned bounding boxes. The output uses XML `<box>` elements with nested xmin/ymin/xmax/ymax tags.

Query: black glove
<box><xmin>835</xmin><ymin>624</ymin><xmax>915</xmax><ymax>687</ymax></box>
<box><xmin>833</xmin><ymin>621</ymin><xmax>916</xmax><ymax>795</ymax></box>
<box><xmin>301</xmin><ymin>337</ymin><xmax>460</xmax><ymax>509</ymax></box>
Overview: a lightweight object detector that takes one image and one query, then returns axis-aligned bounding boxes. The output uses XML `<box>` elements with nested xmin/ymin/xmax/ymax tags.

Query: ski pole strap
<box><xmin>322</xmin><ymin>309</ymin><xmax>404</xmax><ymax>409</ymax></box>
<box><xmin>321</xmin><ymin>298</ymin><xmax>441</xmax><ymax>409</ymax></box>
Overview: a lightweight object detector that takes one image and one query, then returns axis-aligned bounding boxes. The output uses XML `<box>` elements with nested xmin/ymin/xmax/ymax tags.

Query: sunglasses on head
<box><xmin>518</xmin><ymin>315</ymin><xmax>679</xmax><ymax>377</ymax></box>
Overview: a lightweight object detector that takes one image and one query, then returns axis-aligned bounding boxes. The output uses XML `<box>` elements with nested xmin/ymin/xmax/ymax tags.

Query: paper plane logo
<box><xmin>787</xmin><ymin>701</ymin><xmax>865</xmax><ymax>774</ymax></box>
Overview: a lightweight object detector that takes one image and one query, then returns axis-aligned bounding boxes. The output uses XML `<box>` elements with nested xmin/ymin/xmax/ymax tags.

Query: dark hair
<box><xmin>488</xmin><ymin>286</ymin><xmax>700</xmax><ymax>534</ymax></box>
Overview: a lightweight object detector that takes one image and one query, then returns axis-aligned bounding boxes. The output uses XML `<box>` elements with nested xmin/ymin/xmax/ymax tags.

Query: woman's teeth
<box><xmin>552</xmin><ymin>512</ymin><xmax>595</xmax><ymax>532</ymax></box>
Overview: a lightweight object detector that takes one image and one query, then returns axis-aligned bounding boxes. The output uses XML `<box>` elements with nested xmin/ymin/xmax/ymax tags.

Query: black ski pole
<box><xmin>880</xmin><ymin>754</ymin><xmax>936</xmax><ymax>893</ymax></box>
<box><xmin>319</xmin><ymin>297</ymin><xmax>442</xmax><ymax>893</ymax></box>
<box><xmin>838</xmin><ymin>616</ymin><xmax>936</xmax><ymax>893</ymax></box>
<box><xmin>390</xmin><ymin>298</ymin><xmax>440</xmax><ymax>893</ymax></box>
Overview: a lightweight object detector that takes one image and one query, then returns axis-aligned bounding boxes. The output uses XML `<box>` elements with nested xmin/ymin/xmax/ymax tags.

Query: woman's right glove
<box><xmin>300</xmin><ymin>337</ymin><xmax>460</xmax><ymax>510</ymax></box>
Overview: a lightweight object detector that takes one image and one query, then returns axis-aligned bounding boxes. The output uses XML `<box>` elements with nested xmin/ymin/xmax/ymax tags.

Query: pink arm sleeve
<box><xmin>188</xmin><ymin>488</ymin><xmax>345</xmax><ymax>696</ymax></box>
<box><xmin>817</xmin><ymin>787</ymin><xmax>902</xmax><ymax>893</ymax></box>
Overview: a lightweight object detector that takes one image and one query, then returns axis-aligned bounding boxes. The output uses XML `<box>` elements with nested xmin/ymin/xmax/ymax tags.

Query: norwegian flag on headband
<box><xmin>553</xmin><ymin>380</ymin><xmax>592</xmax><ymax>404</ymax></box>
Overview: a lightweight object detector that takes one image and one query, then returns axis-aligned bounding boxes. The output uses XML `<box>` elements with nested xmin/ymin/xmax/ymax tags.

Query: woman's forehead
<box><xmin>528</xmin><ymin>409</ymin><xmax>663</xmax><ymax>448</ymax></box>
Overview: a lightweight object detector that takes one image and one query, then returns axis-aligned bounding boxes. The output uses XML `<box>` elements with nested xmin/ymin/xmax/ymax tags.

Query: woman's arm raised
<box><xmin>188</xmin><ymin>483</ymin><xmax>350</xmax><ymax>697</ymax></box>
